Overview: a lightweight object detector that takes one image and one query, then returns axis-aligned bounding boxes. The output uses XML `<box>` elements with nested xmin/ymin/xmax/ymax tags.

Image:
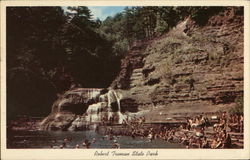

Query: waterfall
<box><xmin>113</xmin><ymin>91</ymin><xmax>121</xmax><ymax>112</ymax></box>
<box><xmin>113</xmin><ymin>91</ymin><xmax>124</xmax><ymax>124</ymax></box>
<box><xmin>86</xmin><ymin>102</ymin><xmax>106</xmax><ymax>122</ymax></box>
<box><xmin>99</xmin><ymin>94</ymin><xmax>106</xmax><ymax>102</ymax></box>
<box><xmin>40</xmin><ymin>87</ymin><xmax>129</xmax><ymax>131</ymax></box>
<box><xmin>107</xmin><ymin>90</ymin><xmax>113</xmax><ymax>120</ymax></box>
<box><xmin>91</xmin><ymin>89</ymin><xmax>101</xmax><ymax>99</ymax></box>
<box><xmin>109</xmin><ymin>90</ymin><xmax>126</xmax><ymax>124</ymax></box>
<box><xmin>85</xmin><ymin>88</ymin><xmax>100</xmax><ymax>100</ymax></box>
<box><xmin>74</xmin><ymin>89</ymin><xmax>126</xmax><ymax>125</ymax></box>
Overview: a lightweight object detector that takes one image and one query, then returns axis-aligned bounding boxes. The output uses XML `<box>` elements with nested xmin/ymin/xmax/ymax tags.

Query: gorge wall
<box><xmin>110</xmin><ymin>7</ymin><xmax>243</xmax><ymax>121</ymax></box>
<box><xmin>40</xmin><ymin>8</ymin><xmax>243</xmax><ymax>130</ymax></box>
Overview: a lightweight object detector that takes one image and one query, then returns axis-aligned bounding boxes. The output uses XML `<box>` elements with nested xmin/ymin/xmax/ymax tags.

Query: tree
<box><xmin>7</xmin><ymin>7</ymin><xmax>66</xmax><ymax>120</ymax></box>
<box><xmin>7</xmin><ymin>6</ymin><xmax>120</xmax><ymax>119</ymax></box>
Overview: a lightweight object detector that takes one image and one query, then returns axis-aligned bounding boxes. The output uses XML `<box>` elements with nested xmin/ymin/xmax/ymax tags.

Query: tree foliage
<box><xmin>99</xmin><ymin>7</ymin><xmax>230</xmax><ymax>56</ymax></box>
<box><xmin>7</xmin><ymin>6</ymin><xmax>239</xmax><ymax>118</ymax></box>
<box><xmin>7</xmin><ymin>7</ymin><xmax>120</xmax><ymax>119</ymax></box>
<box><xmin>230</xmin><ymin>96</ymin><xmax>244</xmax><ymax>115</ymax></box>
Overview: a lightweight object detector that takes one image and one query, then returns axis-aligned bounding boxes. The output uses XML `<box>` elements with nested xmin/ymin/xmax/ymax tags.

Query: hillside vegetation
<box><xmin>110</xmin><ymin>7</ymin><xmax>243</xmax><ymax>120</ymax></box>
<box><xmin>7</xmin><ymin>6</ymin><xmax>243</xmax><ymax>119</ymax></box>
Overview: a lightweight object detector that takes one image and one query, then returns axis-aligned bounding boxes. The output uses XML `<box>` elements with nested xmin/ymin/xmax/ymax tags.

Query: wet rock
<box><xmin>40</xmin><ymin>88</ymin><xmax>102</xmax><ymax>130</ymax></box>
<box><xmin>39</xmin><ymin>112</ymin><xmax>76</xmax><ymax>131</ymax></box>
<box><xmin>40</xmin><ymin>89</ymin><xmax>129</xmax><ymax>130</ymax></box>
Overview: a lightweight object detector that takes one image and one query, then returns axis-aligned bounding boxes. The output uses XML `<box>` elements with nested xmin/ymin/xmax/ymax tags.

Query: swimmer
<box><xmin>92</xmin><ymin>138</ymin><xmax>96</xmax><ymax>143</ymax></box>
<box><xmin>147</xmin><ymin>133</ymin><xmax>153</xmax><ymax>141</ymax></box>
<box><xmin>82</xmin><ymin>142</ymin><xmax>86</xmax><ymax>147</ymax></box>
<box><xmin>52</xmin><ymin>139</ymin><xmax>57</xmax><ymax>143</ymax></box>
<box><xmin>75</xmin><ymin>144</ymin><xmax>80</xmax><ymax>149</ymax></box>
<box><xmin>112</xmin><ymin>140</ymin><xmax>120</xmax><ymax>149</ymax></box>
<box><xmin>84</xmin><ymin>139</ymin><xmax>91</xmax><ymax>148</ymax></box>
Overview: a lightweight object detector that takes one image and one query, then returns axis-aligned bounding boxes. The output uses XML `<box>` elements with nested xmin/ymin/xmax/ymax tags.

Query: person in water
<box><xmin>83</xmin><ymin>139</ymin><xmax>91</xmax><ymax>148</ymax></box>
<box><xmin>75</xmin><ymin>144</ymin><xmax>80</xmax><ymax>149</ymax></box>
<box><xmin>112</xmin><ymin>140</ymin><xmax>120</xmax><ymax>149</ymax></box>
<box><xmin>92</xmin><ymin>138</ymin><xmax>96</xmax><ymax>143</ymax></box>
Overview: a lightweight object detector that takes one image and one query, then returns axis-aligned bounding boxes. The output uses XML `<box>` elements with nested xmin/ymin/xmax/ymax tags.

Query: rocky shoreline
<box><xmin>95</xmin><ymin>112</ymin><xmax>243</xmax><ymax>149</ymax></box>
<box><xmin>8</xmin><ymin>109</ymin><xmax>243</xmax><ymax>149</ymax></box>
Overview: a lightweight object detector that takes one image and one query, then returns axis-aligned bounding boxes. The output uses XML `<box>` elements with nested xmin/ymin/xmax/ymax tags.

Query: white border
<box><xmin>1</xmin><ymin>1</ymin><xmax>250</xmax><ymax>160</ymax></box>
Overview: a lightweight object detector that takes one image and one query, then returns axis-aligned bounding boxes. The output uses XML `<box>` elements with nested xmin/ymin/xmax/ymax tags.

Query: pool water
<box><xmin>7</xmin><ymin>130</ymin><xmax>185</xmax><ymax>149</ymax></box>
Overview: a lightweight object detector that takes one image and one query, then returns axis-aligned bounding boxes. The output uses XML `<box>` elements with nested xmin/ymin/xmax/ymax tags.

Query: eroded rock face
<box><xmin>39</xmin><ymin>88</ymin><xmax>102</xmax><ymax>130</ymax></box>
<box><xmin>39</xmin><ymin>89</ymin><xmax>129</xmax><ymax>130</ymax></box>
<box><xmin>110</xmin><ymin>8</ymin><xmax>243</xmax><ymax>117</ymax></box>
<box><xmin>41</xmin><ymin>8</ymin><xmax>243</xmax><ymax>129</ymax></box>
<box><xmin>39</xmin><ymin>112</ymin><xmax>76</xmax><ymax>131</ymax></box>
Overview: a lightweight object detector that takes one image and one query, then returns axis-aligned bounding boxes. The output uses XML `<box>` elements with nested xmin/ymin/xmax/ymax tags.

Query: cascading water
<box><xmin>85</xmin><ymin>102</ymin><xmax>107</xmax><ymax>123</ymax></box>
<box><xmin>85</xmin><ymin>89</ymin><xmax>126</xmax><ymax>124</ymax></box>
<box><xmin>112</xmin><ymin>90</ymin><xmax>126</xmax><ymax>124</ymax></box>
<box><xmin>40</xmin><ymin>87</ymin><xmax>128</xmax><ymax>131</ymax></box>
<box><xmin>107</xmin><ymin>90</ymin><xmax>114</xmax><ymax>121</ymax></box>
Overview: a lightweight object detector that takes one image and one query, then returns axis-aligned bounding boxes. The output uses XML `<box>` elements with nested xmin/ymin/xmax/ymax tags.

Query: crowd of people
<box><xmin>49</xmin><ymin>135</ymin><xmax>122</xmax><ymax>149</ymax></box>
<box><xmin>102</xmin><ymin>112</ymin><xmax>243</xmax><ymax>149</ymax></box>
<box><xmin>13</xmin><ymin>112</ymin><xmax>243</xmax><ymax>149</ymax></box>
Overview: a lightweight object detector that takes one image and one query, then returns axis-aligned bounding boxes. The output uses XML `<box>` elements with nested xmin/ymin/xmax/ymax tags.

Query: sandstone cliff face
<box><xmin>40</xmin><ymin>8</ymin><xmax>244</xmax><ymax>129</ymax></box>
<box><xmin>39</xmin><ymin>88</ymin><xmax>102</xmax><ymax>130</ymax></box>
<box><xmin>111</xmin><ymin>8</ymin><xmax>243</xmax><ymax>120</ymax></box>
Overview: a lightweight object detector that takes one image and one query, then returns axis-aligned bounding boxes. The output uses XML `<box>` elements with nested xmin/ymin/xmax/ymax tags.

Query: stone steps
<box><xmin>129</xmin><ymin>68</ymin><xmax>144</xmax><ymax>88</ymax></box>
<box><xmin>130</xmin><ymin>76</ymin><xmax>143</xmax><ymax>81</ymax></box>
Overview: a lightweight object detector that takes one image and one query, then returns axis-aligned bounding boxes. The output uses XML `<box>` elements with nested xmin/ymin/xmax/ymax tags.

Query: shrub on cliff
<box><xmin>230</xmin><ymin>96</ymin><xmax>243</xmax><ymax>115</ymax></box>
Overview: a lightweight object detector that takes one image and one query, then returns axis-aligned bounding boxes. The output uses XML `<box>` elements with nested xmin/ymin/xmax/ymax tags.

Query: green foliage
<box><xmin>7</xmin><ymin>6</ymin><xmax>243</xmax><ymax>119</ymax></box>
<box><xmin>230</xmin><ymin>96</ymin><xmax>244</xmax><ymax>114</ymax></box>
<box><xmin>189</xmin><ymin>7</ymin><xmax>226</xmax><ymax>26</ymax></box>
<box><xmin>66</xmin><ymin>6</ymin><xmax>96</xmax><ymax>29</ymax></box>
<box><xmin>98</xmin><ymin>7</ymin><xmax>230</xmax><ymax>55</ymax></box>
<box><xmin>7</xmin><ymin>7</ymin><xmax>120</xmax><ymax>118</ymax></box>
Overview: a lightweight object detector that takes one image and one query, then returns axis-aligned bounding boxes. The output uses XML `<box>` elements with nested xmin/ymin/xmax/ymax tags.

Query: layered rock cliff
<box><xmin>40</xmin><ymin>8</ymin><xmax>243</xmax><ymax>130</ymax></box>
<box><xmin>110</xmin><ymin>7</ymin><xmax>243</xmax><ymax>121</ymax></box>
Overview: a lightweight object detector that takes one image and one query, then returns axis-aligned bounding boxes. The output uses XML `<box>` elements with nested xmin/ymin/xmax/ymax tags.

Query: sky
<box><xmin>88</xmin><ymin>6</ymin><xmax>126</xmax><ymax>21</ymax></box>
<box><xmin>63</xmin><ymin>6</ymin><xmax>127</xmax><ymax>21</ymax></box>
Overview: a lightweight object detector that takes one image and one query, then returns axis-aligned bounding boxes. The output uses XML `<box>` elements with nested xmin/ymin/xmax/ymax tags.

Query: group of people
<box><xmin>228</xmin><ymin>114</ymin><xmax>244</xmax><ymax>133</ymax></box>
<box><xmin>103</xmin><ymin>112</ymin><xmax>243</xmax><ymax>149</ymax></box>
<box><xmin>209</xmin><ymin>112</ymin><xmax>243</xmax><ymax>148</ymax></box>
<box><xmin>50</xmin><ymin>137</ymin><xmax>92</xmax><ymax>149</ymax></box>
<box><xmin>48</xmin><ymin>112</ymin><xmax>243</xmax><ymax>149</ymax></box>
<box><xmin>178</xmin><ymin>112</ymin><xmax>242</xmax><ymax>149</ymax></box>
<box><xmin>50</xmin><ymin>135</ymin><xmax>122</xmax><ymax>149</ymax></box>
